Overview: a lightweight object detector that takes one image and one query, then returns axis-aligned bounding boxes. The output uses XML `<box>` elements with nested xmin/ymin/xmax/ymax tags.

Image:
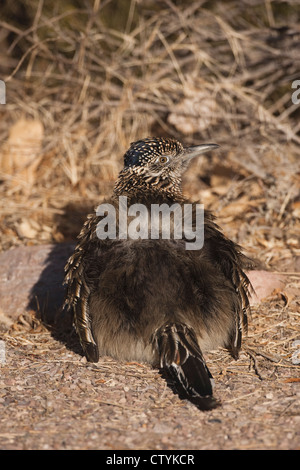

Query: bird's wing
<box><xmin>204</xmin><ymin>211</ymin><xmax>254</xmax><ymax>357</ymax></box>
<box><xmin>64</xmin><ymin>214</ymin><xmax>100</xmax><ymax>362</ymax></box>
<box><xmin>153</xmin><ymin>323</ymin><xmax>219</xmax><ymax>410</ymax></box>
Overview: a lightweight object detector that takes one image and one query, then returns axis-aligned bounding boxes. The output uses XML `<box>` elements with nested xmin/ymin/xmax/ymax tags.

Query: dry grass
<box><xmin>0</xmin><ymin>0</ymin><xmax>299</xmax><ymax>262</ymax></box>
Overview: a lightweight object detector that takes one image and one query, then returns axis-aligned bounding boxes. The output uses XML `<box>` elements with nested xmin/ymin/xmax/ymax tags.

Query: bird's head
<box><xmin>114</xmin><ymin>137</ymin><xmax>219</xmax><ymax>200</ymax></box>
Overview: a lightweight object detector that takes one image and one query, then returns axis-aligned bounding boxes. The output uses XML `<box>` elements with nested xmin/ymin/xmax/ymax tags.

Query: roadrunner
<box><xmin>64</xmin><ymin>137</ymin><xmax>252</xmax><ymax>410</ymax></box>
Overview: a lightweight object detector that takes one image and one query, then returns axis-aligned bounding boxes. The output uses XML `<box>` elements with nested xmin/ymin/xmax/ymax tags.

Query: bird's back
<box><xmin>65</xmin><ymin>199</ymin><xmax>250</xmax><ymax>362</ymax></box>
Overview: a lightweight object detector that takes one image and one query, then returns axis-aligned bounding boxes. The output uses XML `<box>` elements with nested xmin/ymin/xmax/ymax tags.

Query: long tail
<box><xmin>153</xmin><ymin>323</ymin><xmax>219</xmax><ymax>410</ymax></box>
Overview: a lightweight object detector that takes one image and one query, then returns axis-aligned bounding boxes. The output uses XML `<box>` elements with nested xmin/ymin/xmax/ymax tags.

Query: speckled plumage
<box><xmin>64</xmin><ymin>137</ymin><xmax>253</xmax><ymax>410</ymax></box>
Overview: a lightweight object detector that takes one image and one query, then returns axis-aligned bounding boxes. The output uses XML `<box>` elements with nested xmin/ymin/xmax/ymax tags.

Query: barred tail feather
<box><xmin>64</xmin><ymin>261</ymin><xmax>99</xmax><ymax>363</ymax></box>
<box><xmin>74</xmin><ymin>295</ymin><xmax>99</xmax><ymax>363</ymax></box>
<box><xmin>153</xmin><ymin>323</ymin><xmax>219</xmax><ymax>410</ymax></box>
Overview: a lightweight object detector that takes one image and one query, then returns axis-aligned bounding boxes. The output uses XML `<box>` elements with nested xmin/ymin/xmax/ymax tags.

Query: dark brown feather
<box><xmin>153</xmin><ymin>323</ymin><xmax>219</xmax><ymax>410</ymax></box>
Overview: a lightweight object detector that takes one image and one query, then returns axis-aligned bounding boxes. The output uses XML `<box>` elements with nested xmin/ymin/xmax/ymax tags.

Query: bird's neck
<box><xmin>113</xmin><ymin>169</ymin><xmax>186</xmax><ymax>204</ymax></box>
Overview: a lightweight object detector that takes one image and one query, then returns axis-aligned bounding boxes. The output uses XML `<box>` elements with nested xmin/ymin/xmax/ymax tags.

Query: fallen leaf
<box><xmin>0</xmin><ymin>118</ymin><xmax>44</xmax><ymax>189</ymax></box>
<box><xmin>167</xmin><ymin>89</ymin><xmax>217</xmax><ymax>134</ymax></box>
<box><xmin>16</xmin><ymin>220</ymin><xmax>38</xmax><ymax>239</ymax></box>
<box><xmin>283</xmin><ymin>378</ymin><xmax>300</xmax><ymax>383</ymax></box>
<box><xmin>279</xmin><ymin>287</ymin><xmax>298</xmax><ymax>306</ymax></box>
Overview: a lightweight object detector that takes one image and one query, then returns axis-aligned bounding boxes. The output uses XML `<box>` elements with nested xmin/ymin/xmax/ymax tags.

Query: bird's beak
<box><xmin>182</xmin><ymin>143</ymin><xmax>220</xmax><ymax>161</ymax></box>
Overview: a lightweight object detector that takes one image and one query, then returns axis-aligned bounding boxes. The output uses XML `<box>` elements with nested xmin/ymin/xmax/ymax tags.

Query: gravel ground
<box><xmin>1</xmin><ymin>298</ymin><xmax>299</xmax><ymax>450</ymax></box>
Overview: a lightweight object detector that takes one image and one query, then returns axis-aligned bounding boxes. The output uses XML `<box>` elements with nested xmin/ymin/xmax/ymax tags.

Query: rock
<box><xmin>247</xmin><ymin>270</ymin><xmax>287</xmax><ymax>306</ymax></box>
<box><xmin>0</xmin><ymin>243</ymin><xmax>75</xmax><ymax>329</ymax></box>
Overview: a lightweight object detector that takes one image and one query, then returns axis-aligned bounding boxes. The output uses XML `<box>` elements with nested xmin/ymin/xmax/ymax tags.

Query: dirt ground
<box><xmin>0</xmin><ymin>279</ymin><xmax>299</xmax><ymax>450</ymax></box>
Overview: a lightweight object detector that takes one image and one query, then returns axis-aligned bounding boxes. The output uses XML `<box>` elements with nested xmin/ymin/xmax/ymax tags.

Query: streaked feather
<box><xmin>63</xmin><ymin>214</ymin><xmax>99</xmax><ymax>362</ymax></box>
<box><xmin>153</xmin><ymin>323</ymin><xmax>219</xmax><ymax>411</ymax></box>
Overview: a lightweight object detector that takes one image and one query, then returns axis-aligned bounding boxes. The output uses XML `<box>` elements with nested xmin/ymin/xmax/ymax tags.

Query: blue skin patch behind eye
<box><xmin>124</xmin><ymin>150</ymin><xmax>143</xmax><ymax>168</ymax></box>
<box><xmin>123</xmin><ymin>138</ymin><xmax>182</xmax><ymax>169</ymax></box>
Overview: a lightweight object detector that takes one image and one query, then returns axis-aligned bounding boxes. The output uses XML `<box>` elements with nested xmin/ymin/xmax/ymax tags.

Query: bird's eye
<box><xmin>156</xmin><ymin>155</ymin><xmax>169</xmax><ymax>164</ymax></box>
